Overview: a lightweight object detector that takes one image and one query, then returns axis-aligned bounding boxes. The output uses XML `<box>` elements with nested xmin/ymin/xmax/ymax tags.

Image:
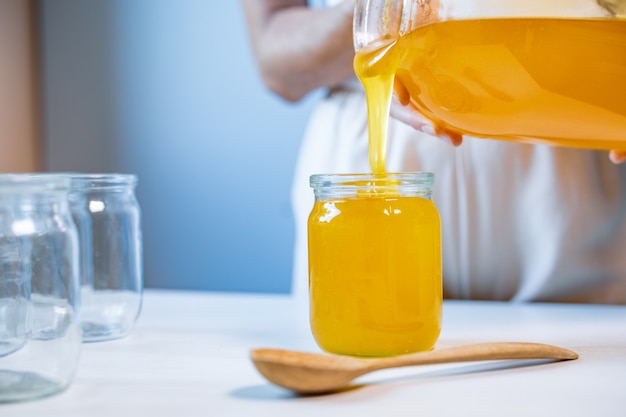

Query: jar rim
<box><xmin>68</xmin><ymin>173</ymin><xmax>137</xmax><ymax>186</ymax></box>
<box><xmin>0</xmin><ymin>173</ymin><xmax>70</xmax><ymax>193</ymax></box>
<box><xmin>310</xmin><ymin>172</ymin><xmax>434</xmax><ymax>188</ymax></box>
<box><xmin>310</xmin><ymin>172</ymin><xmax>434</xmax><ymax>199</ymax></box>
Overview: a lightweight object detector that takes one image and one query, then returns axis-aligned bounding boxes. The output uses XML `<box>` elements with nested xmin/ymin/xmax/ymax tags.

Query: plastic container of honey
<box><xmin>354</xmin><ymin>0</ymin><xmax>626</xmax><ymax>152</ymax></box>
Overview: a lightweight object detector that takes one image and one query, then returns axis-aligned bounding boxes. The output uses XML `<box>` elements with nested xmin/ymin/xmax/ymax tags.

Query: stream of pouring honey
<box><xmin>354</xmin><ymin>18</ymin><xmax>626</xmax><ymax>173</ymax></box>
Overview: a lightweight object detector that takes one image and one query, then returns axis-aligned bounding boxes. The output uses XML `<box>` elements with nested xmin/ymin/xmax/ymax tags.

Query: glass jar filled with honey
<box><xmin>308</xmin><ymin>172</ymin><xmax>442</xmax><ymax>357</ymax></box>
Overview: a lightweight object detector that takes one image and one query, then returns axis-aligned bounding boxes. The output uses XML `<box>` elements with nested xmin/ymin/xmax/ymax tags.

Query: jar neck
<box><xmin>69</xmin><ymin>174</ymin><xmax>137</xmax><ymax>192</ymax></box>
<box><xmin>310</xmin><ymin>172</ymin><xmax>434</xmax><ymax>199</ymax></box>
<box><xmin>0</xmin><ymin>174</ymin><xmax>70</xmax><ymax>206</ymax></box>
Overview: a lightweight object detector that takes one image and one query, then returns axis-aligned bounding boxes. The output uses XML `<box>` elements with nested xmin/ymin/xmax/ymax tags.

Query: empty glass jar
<box><xmin>0</xmin><ymin>174</ymin><xmax>81</xmax><ymax>403</ymax></box>
<box><xmin>67</xmin><ymin>174</ymin><xmax>143</xmax><ymax>342</ymax></box>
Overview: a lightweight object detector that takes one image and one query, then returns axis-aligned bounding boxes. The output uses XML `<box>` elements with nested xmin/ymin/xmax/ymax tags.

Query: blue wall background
<box><xmin>38</xmin><ymin>0</ymin><xmax>322</xmax><ymax>293</ymax></box>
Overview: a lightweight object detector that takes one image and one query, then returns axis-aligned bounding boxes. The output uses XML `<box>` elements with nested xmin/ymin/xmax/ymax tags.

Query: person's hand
<box><xmin>609</xmin><ymin>150</ymin><xmax>626</xmax><ymax>164</ymax></box>
<box><xmin>390</xmin><ymin>78</ymin><xmax>463</xmax><ymax>147</ymax></box>
<box><xmin>392</xmin><ymin>78</ymin><xmax>626</xmax><ymax>164</ymax></box>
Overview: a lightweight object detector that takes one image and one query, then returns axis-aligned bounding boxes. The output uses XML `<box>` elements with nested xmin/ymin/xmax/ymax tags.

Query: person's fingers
<box><xmin>389</xmin><ymin>96</ymin><xmax>430</xmax><ymax>130</ymax></box>
<box><xmin>609</xmin><ymin>150</ymin><xmax>626</xmax><ymax>164</ymax></box>
<box><xmin>393</xmin><ymin>78</ymin><xmax>410</xmax><ymax>106</ymax></box>
<box><xmin>389</xmin><ymin>97</ymin><xmax>462</xmax><ymax>147</ymax></box>
<box><xmin>445</xmin><ymin>130</ymin><xmax>463</xmax><ymax>147</ymax></box>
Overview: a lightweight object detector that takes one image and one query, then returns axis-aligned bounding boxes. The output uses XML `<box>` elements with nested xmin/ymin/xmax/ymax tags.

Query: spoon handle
<box><xmin>365</xmin><ymin>342</ymin><xmax>578</xmax><ymax>371</ymax></box>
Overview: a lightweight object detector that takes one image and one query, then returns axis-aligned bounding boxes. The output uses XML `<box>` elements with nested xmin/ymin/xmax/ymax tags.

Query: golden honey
<box><xmin>308</xmin><ymin>174</ymin><xmax>442</xmax><ymax>357</ymax></box>
<box><xmin>355</xmin><ymin>18</ymin><xmax>626</xmax><ymax>165</ymax></box>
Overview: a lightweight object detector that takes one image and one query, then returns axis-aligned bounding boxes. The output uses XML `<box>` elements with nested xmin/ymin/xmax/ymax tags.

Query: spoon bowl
<box><xmin>250</xmin><ymin>342</ymin><xmax>578</xmax><ymax>394</ymax></box>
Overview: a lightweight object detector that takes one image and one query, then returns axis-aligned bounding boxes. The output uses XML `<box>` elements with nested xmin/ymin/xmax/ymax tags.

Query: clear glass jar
<box><xmin>308</xmin><ymin>172</ymin><xmax>442</xmax><ymax>357</ymax></box>
<box><xmin>67</xmin><ymin>174</ymin><xmax>143</xmax><ymax>342</ymax></box>
<box><xmin>0</xmin><ymin>174</ymin><xmax>81</xmax><ymax>403</ymax></box>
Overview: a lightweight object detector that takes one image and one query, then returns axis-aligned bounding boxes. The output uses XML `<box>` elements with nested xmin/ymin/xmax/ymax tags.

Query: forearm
<box><xmin>242</xmin><ymin>0</ymin><xmax>355</xmax><ymax>102</ymax></box>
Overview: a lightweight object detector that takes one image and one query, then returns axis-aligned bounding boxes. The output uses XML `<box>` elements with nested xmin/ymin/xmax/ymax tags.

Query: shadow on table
<box><xmin>230</xmin><ymin>359</ymin><xmax>559</xmax><ymax>401</ymax></box>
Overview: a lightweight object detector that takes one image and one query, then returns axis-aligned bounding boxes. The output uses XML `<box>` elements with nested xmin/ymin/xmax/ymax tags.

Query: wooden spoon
<box><xmin>251</xmin><ymin>342</ymin><xmax>578</xmax><ymax>394</ymax></box>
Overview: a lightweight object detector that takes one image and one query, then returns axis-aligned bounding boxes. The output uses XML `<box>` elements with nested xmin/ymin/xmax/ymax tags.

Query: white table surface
<box><xmin>4</xmin><ymin>289</ymin><xmax>626</xmax><ymax>416</ymax></box>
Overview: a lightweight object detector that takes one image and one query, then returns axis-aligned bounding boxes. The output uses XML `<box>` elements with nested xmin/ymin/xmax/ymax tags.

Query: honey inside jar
<box><xmin>308</xmin><ymin>175</ymin><xmax>442</xmax><ymax>357</ymax></box>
